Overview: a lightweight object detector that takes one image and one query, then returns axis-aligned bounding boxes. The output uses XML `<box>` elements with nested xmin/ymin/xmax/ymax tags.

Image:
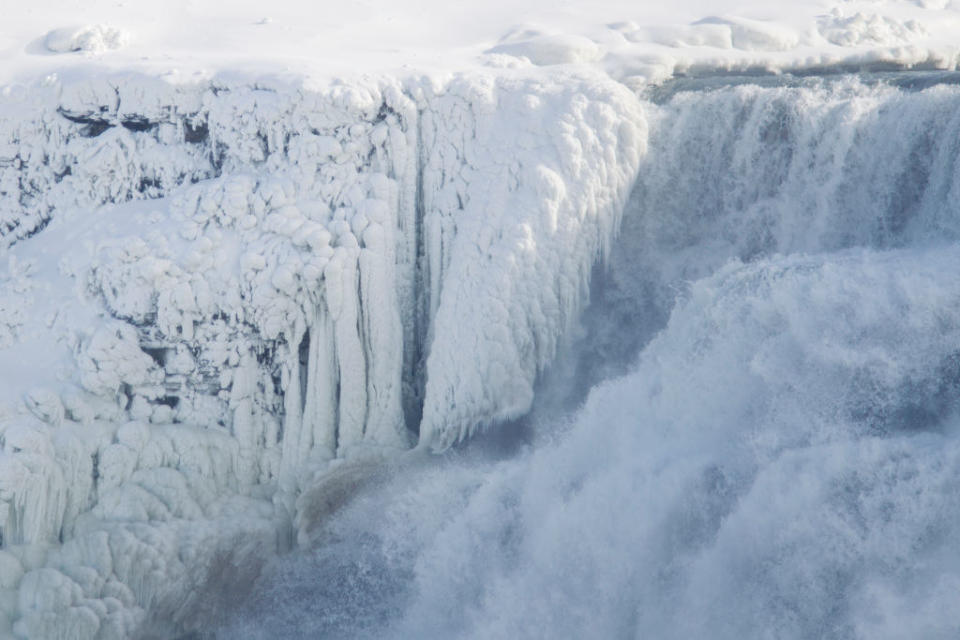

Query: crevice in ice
<box><xmin>183</xmin><ymin>119</ymin><xmax>209</xmax><ymax>145</ymax></box>
<box><xmin>401</xmin><ymin>108</ymin><xmax>428</xmax><ymax>436</ymax></box>
<box><xmin>119</xmin><ymin>118</ymin><xmax>157</xmax><ymax>134</ymax></box>
<box><xmin>298</xmin><ymin>329</ymin><xmax>310</xmax><ymax>416</ymax></box>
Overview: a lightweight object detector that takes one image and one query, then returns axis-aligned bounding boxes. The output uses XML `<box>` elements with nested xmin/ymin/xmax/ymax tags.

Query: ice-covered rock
<box><xmin>0</xmin><ymin>67</ymin><xmax>646</xmax><ymax>637</ymax></box>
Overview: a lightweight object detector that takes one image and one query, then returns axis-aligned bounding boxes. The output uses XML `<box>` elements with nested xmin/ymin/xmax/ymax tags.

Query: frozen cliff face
<box><xmin>0</xmin><ymin>69</ymin><xmax>644</xmax><ymax>638</ymax></box>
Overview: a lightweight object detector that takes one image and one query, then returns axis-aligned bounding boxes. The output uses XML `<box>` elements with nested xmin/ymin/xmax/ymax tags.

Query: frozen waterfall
<box><xmin>2</xmin><ymin>69</ymin><xmax>960</xmax><ymax>638</ymax></box>
<box><xmin>0</xmin><ymin>69</ymin><xmax>644</xmax><ymax>638</ymax></box>
<box><xmin>217</xmin><ymin>76</ymin><xmax>960</xmax><ymax>640</ymax></box>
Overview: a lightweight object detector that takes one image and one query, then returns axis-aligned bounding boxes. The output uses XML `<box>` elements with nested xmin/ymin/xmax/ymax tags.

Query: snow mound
<box><xmin>626</xmin><ymin>16</ymin><xmax>804</xmax><ymax>52</ymax></box>
<box><xmin>817</xmin><ymin>11</ymin><xmax>927</xmax><ymax>47</ymax></box>
<box><xmin>487</xmin><ymin>34</ymin><xmax>603</xmax><ymax>66</ymax></box>
<box><xmin>44</xmin><ymin>25</ymin><xmax>129</xmax><ymax>54</ymax></box>
<box><xmin>690</xmin><ymin>16</ymin><xmax>802</xmax><ymax>52</ymax></box>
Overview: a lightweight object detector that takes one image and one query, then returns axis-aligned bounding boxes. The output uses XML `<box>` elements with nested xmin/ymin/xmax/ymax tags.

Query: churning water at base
<box><xmin>213</xmin><ymin>77</ymin><xmax>960</xmax><ymax>639</ymax></box>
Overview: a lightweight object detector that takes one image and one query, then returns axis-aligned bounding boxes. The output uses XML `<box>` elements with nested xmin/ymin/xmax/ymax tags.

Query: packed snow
<box><xmin>1</xmin><ymin>0</ymin><xmax>960</xmax><ymax>638</ymax></box>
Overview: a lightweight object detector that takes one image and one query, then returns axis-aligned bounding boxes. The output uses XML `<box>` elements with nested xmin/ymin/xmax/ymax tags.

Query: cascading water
<box><xmin>214</xmin><ymin>77</ymin><xmax>960</xmax><ymax>638</ymax></box>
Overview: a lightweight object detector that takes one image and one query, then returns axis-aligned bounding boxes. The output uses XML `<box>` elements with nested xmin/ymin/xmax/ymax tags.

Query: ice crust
<box><xmin>0</xmin><ymin>69</ymin><xmax>643</xmax><ymax>638</ymax></box>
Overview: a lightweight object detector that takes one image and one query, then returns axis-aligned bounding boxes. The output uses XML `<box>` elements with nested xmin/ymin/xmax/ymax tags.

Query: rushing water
<box><xmin>212</xmin><ymin>77</ymin><xmax>960</xmax><ymax>639</ymax></box>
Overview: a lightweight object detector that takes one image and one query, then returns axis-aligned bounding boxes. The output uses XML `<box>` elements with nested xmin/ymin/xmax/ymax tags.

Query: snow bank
<box><xmin>487</xmin><ymin>35</ymin><xmax>604</xmax><ymax>66</ymax></box>
<box><xmin>4</xmin><ymin>0</ymin><xmax>960</xmax><ymax>84</ymax></box>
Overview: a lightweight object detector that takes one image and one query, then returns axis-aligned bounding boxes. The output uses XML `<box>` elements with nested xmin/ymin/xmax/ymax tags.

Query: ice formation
<box><xmin>0</xmin><ymin>68</ymin><xmax>643</xmax><ymax>637</ymax></box>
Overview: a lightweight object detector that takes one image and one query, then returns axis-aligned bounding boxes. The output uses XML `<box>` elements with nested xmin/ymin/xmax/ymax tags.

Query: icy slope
<box><xmin>0</xmin><ymin>68</ymin><xmax>643</xmax><ymax>638</ymax></box>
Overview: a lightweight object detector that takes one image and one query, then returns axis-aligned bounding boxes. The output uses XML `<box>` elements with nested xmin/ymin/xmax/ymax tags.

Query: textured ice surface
<box><xmin>0</xmin><ymin>68</ymin><xmax>643</xmax><ymax>638</ymax></box>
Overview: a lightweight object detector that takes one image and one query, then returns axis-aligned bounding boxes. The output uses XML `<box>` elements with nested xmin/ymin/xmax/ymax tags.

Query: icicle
<box><xmin>278</xmin><ymin>321</ymin><xmax>306</xmax><ymax>494</ymax></box>
<box><xmin>325</xmin><ymin>246</ymin><xmax>367</xmax><ymax>455</ymax></box>
<box><xmin>229</xmin><ymin>353</ymin><xmax>259</xmax><ymax>486</ymax></box>
<box><xmin>300</xmin><ymin>301</ymin><xmax>338</xmax><ymax>459</ymax></box>
<box><xmin>358</xmin><ymin>222</ymin><xmax>409</xmax><ymax>448</ymax></box>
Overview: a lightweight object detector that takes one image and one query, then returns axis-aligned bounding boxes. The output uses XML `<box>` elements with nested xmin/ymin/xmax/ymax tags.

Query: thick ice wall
<box><xmin>0</xmin><ymin>68</ymin><xmax>649</xmax><ymax>638</ymax></box>
<box><xmin>5</xmin><ymin>67</ymin><xmax>960</xmax><ymax>639</ymax></box>
<box><xmin>0</xmin><ymin>77</ymin><xmax>210</xmax><ymax>247</ymax></box>
<box><xmin>416</xmin><ymin>74</ymin><xmax>646</xmax><ymax>449</ymax></box>
<box><xmin>0</xmin><ymin>67</ymin><xmax>649</xmax><ymax>466</ymax></box>
<box><xmin>0</xmin><ymin>72</ymin><xmax>419</xmax><ymax>490</ymax></box>
<box><xmin>0</xmin><ymin>74</ymin><xmax>422</xmax><ymax>639</ymax></box>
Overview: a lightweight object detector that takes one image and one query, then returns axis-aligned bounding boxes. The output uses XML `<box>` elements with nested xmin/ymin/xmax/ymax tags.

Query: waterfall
<box><xmin>216</xmin><ymin>76</ymin><xmax>960</xmax><ymax>640</ymax></box>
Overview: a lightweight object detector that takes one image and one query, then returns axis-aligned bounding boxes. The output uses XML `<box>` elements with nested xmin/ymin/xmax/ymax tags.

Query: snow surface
<box><xmin>2</xmin><ymin>0</ymin><xmax>960</xmax><ymax>638</ymax></box>
<box><xmin>3</xmin><ymin>0</ymin><xmax>960</xmax><ymax>84</ymax></box>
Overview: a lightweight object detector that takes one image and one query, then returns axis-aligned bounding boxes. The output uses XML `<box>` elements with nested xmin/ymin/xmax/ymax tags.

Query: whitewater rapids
<box><xmin>213</xmin><ymin>77</ymin><xmax>960</xmax><ymax>640</ymax></box>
